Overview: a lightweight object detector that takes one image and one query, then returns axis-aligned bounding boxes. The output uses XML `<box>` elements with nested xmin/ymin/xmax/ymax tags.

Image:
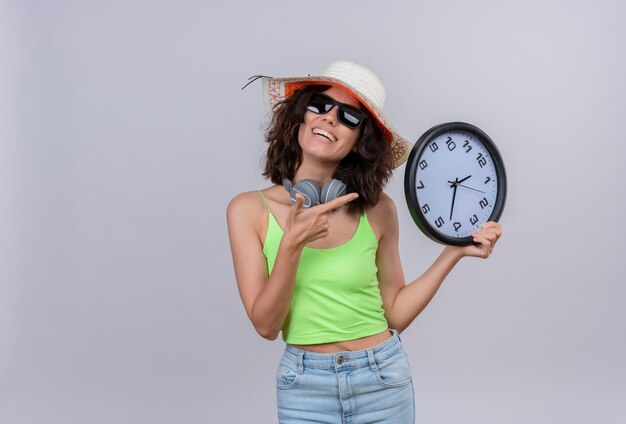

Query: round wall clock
<box><xmin>404</xmin><ymin>122</ymin><xmax>507</xmax><ymax>246</ymax></box>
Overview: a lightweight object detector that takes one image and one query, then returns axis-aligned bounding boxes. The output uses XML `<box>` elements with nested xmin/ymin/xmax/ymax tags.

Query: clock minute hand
<box><xmin>449</xmin><ymin>178</ymin><xmax>459</xmax><ymax>221</ymax></box>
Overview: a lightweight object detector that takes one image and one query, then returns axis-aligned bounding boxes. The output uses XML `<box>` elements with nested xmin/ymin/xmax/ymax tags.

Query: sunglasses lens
<box><xmin>306</xmin><ymin>94</ymin><xmax>333</xmax><ymax>114</ymax></box>
<box><xmin>338</xmin><ymin>109</ymin><xmax>364</xmax><ymax>128</ymax></box>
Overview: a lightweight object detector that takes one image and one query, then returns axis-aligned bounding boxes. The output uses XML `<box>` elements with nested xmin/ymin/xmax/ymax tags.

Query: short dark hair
<box><xmin>262</xmin><ymin>85</ymin><xmax>394</xmax><ymax>214</ymax></box>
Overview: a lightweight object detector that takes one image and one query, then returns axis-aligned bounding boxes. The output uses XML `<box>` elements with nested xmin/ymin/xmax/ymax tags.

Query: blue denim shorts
<box><xmin>276</xmin><ymin>330</ymin><xmax>415</xmax><ymax>424</ymax></box>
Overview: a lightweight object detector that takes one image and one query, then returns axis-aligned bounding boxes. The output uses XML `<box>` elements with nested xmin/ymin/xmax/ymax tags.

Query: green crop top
<box><xmin>258</xmin><ymin>191</ymin><xmax>389</xmax><ymax>345</ymax></box>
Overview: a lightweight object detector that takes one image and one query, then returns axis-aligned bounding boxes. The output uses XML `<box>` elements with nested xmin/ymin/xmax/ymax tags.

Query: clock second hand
<box><xmin>458</xmin><ymin>184</ymin><xmax>486</xmax><ymax>194</ymax></box>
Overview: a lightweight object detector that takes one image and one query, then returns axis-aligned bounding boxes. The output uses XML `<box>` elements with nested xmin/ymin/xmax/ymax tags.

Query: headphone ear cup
<box><xmin>320</xmin><ymin>178</ymin><xmax>347</xmax><ymax>204</ymax></box>
<box><xmin>289</xmin><ymin>179</ymin><xmax>321</xmax><ymax>208</ymax></box>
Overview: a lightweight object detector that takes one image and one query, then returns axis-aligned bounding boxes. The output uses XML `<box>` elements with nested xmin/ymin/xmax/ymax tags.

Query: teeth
<box><xmin>313</xmin><ymin>128</ymin><xmax>337</xmax><ymax>142</ymax></box>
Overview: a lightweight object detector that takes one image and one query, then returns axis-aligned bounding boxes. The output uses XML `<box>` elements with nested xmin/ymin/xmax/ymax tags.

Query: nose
<box><xmin>322</xmin><ymin>105</ymin><xmax>338</xmax><ymax>126</ymax></box>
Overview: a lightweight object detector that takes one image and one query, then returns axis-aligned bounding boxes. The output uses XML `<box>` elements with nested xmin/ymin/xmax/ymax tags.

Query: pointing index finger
<box><xmin>293</xmin><ymin>193</ymin><xmax>305</xmax><ymax>207</ymax></box>
<box><xmin>317</xmin><ymin>193</ymin><xmax>359</xmax><ymax>213</ymax></box>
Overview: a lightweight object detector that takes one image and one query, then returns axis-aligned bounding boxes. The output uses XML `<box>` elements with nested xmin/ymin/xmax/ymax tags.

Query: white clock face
<box><xmin>414</xmin><ymin>130</ymin><xmax>499</xmax><ymax>239</ymax></box>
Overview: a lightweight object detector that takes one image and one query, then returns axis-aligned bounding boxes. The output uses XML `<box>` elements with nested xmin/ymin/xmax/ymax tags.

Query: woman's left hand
<box><xmin>449</xmin><ymin>221</ymin><xmax>503</xmax><ymax>259</ymax></box>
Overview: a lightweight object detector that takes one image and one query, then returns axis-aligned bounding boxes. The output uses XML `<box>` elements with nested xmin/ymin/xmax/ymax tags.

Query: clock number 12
<box><xmin>476</xmin><ymin>153</ymin><xmax>487</xmax><ymax>168</ymax></box>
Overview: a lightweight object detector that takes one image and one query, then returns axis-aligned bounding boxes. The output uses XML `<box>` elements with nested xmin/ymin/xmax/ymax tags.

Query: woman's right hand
<box><xmin>283</xmin><ymin>193</ymin><xmax>359</xmax><ymax>248</ymax></box>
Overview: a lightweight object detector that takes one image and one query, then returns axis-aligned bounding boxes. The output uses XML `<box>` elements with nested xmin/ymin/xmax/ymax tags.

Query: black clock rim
<box><xmin>404</xmin><ymin>122</ymin><xmax>507</xmax><ymax>246</ymax></box>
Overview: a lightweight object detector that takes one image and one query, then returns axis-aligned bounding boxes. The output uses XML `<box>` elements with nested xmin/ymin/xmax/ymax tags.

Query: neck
<box><xmin>293</xmin><ymin>161</ymin><xmax>338</xmax><ymax>187</ymax></box>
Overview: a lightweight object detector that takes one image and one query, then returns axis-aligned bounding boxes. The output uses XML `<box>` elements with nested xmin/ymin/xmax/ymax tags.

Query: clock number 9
<box><xmin>429</xmin><ymin>142</ymin><xmax>439</xmax><ymax>152</ymax></box>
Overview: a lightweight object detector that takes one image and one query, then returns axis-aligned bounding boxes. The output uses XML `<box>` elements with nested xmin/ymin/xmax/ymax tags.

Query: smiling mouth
<box><xmin>313</xmin><ymin>128</ymin><xmax>337</xmax><ymax>142</ymax></box>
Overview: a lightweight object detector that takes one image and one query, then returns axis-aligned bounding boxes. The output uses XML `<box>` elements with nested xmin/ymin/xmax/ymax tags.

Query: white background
<box><xmin>1</xmin><ymin>1</ymin><xmax>625</xmax><ymax>423</ymax></box>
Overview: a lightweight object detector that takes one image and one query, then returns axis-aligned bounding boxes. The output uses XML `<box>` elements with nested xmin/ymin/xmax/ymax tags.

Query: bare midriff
<box><xmin>289</xmin><ymin>329</ymin><xmax>392</xmax><ymax>353</ymax></box>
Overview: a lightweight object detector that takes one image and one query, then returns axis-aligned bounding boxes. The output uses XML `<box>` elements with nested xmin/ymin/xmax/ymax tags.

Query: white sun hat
<box><xmin>257</xmin><ymin>60</ymin><xmax>412</xmax><ymax>168</ymax></box>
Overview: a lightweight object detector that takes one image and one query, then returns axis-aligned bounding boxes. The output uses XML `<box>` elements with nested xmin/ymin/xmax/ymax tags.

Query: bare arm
<box><xmin>374</xmin><ymin>194</ymin><xmax>502</xmax><ymax>332</ymax></box>
<box><xmin>227</xmin><ymin>191</ymin><xmax>359</xmax><ymax>340</ymax></box>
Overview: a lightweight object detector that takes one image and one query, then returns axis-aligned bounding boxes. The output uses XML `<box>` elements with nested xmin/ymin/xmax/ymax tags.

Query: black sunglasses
<box><xmin>306</xmin><ymin>93</ymin><xmax>367</xmax><ymax>129</ymax></box>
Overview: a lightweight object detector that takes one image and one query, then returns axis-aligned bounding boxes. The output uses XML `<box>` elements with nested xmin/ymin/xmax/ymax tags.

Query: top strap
<box><xmin>257</xmin><ymin>190</ymin><xmax>271</xmax><ymax>214</ymax></box>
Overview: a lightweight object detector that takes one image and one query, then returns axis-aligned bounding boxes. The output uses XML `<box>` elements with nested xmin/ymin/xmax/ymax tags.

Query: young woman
<box><xmin>227</xmin><ymin>61</ymin><xmax>502</xmax><ymax>423</ymax></box>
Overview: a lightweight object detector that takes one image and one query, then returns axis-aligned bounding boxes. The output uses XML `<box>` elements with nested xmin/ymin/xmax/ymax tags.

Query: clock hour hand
<box><xmin>449</xmin><ymin>175</ymin><xmax>472</xmax><ymax>187</ymax></box>
<box><xmin>458</xmin><ymin>174</ymin><xmax>472</xmax><ymax>184</ymax></box>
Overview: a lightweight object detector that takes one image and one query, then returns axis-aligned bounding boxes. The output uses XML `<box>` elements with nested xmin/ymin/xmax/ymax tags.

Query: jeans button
<box><xmin>337</xmin><ymin>356</ymin><xmax>346</xmax><ymax>364</ymax></box>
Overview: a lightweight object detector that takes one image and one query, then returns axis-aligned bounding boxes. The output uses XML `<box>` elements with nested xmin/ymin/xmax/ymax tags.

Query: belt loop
<box><xmin>297</xmin><ymin>350</ymin><xmax>304</xmax><ymax>374</ymax></box>
<box><xmin>366</xmin><ymin>349</ymin><xmax>378</xmax><ymax>372</ymax></box>
<box><xmin>390</xmin><ymin>328</ymin><xmax>400</xmax><ymax>341</ymax></box>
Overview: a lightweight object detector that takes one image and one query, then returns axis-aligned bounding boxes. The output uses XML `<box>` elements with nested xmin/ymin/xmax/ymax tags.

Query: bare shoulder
<box><xmin>366</xmin><ymin>192</ymin><xmax>399</xmax><ymax>240</ymax></box>
<box><xmin>368</xmin><ymin>192</ymin><xmax>398</xmax><ymax>221</ymax></box>
<box><xmin>226</xmin><ymin>190</ymin><xmax>267</xmax><ymax>231</ymax></box>
<box><xmin>227</xmin><ymin>190</ymin><xmax>263</xmax><ymax>214</ymax></box>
